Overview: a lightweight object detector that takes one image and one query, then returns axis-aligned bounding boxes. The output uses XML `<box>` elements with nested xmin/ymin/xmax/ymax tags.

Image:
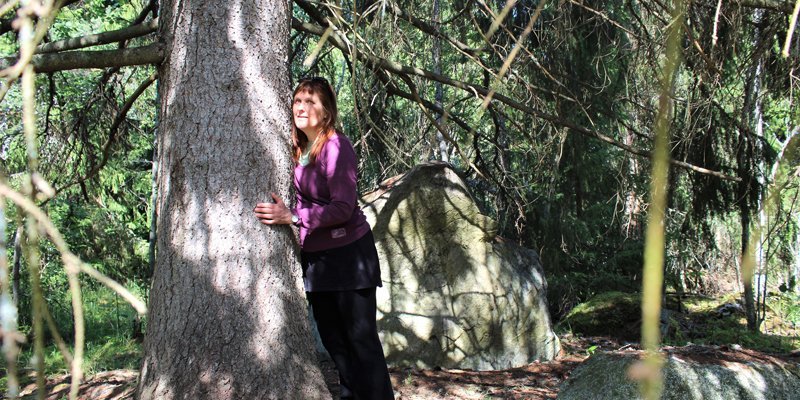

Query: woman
<box><xmin>254</xmin><ymin>77</ymin><xmax>394</xmax><ymax>400</ymax></box>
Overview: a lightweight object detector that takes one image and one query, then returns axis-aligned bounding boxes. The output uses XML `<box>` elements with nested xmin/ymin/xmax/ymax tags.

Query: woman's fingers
<box><xmin>270</xmin><ymin>192</ymin><xmax>284</xmax><ymax>205</ymax></box>
<box><xmin>254</xmin><ymin>203</ymin><xmax>275</xmax><ymax>223</ymax></box>
<box><xmin>254</xmin><ymin>199</ymin><xmax>289</xmax><ymax>225</ymax></box>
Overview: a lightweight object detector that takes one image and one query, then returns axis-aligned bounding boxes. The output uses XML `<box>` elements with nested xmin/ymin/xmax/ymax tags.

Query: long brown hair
<box><xmin>291</xmin><ymin>77</ymin><xmax>338</xmax><ymax>164</ymax></box>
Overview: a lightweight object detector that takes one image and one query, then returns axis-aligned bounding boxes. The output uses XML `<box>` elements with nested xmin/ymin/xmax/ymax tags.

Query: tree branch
<box><xmin>36</xmin><ymin>19</ymin><xmax>158</xmax><ymax>54</ymax></box>
<box><xmin>737</xmin><ymin>0</ymin><xmax>795</xmax><ymax>13</ymax></box>
<box><xmin>379</xmin><ymin>0</ymin><xmax>481</xmax><ymax>56</ymax></box>
<box><xmin>292</xmin><ymin>18</ymin><xmax>741</xmax><ymax>182</ymax></box>
<box><xmin>51</xmin><ymin>71</ymin><xmax>158</xmax><ymax>199</ymax></box>
<box><xmin>1</xmin><ymin>43</ymin><xmax>164</xmax><ymax>72</ymax></box>
<box><xmin>0</xmin><ymin>0</ymin><xmax>80</xmax><ymax>35</ymax></box>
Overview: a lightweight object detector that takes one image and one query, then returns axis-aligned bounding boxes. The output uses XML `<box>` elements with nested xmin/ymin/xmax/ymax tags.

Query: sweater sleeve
<box><xmin>295</xmin><ymin>136</ymin><xmax>358</xmax><ymax>230</ymax></box>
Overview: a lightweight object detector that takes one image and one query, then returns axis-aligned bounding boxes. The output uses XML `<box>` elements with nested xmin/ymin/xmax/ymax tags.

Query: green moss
<box><xmin>559</xmin><ymin>291</ymin><xmax>642</xmax><ymax>340</ymax></box>
<box><xmin>682</xmin><ymin>293</ymin><xmax>739</xmax><ymax>313</ymax></box>
<box><xmin>664</xmin><ymin>295</ymin><xmax>800</xmax><ymax>353</ymax></box>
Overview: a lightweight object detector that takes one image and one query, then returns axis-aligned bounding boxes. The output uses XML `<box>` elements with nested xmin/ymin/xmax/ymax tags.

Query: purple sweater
<box><xmin>292</xmin><ymin>133</ymin><xmax>371</xmax><ymax>252</ymax></box>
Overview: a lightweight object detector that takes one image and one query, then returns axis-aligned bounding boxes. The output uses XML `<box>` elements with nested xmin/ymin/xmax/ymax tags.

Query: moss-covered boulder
<box><xmin>361</xmin><ymin>162</ymin><xmax>560</xmax><ymax>370</ymax></box>
<box><xmin>559</xmin><ymin>291</ymin><xmax>642</xmax><ymax>341</ymax></box>
<box><xmin>557</xmin><ymin>347</ymin><xmax>800</xmax><ymax>400</ymax></box>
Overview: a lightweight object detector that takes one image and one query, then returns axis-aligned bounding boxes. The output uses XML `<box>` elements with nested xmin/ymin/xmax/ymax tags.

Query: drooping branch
<box><xmin>0</xmin><ymin>183</ymin><xmax>147</xmax><ymax>314</ymax></box>
<box><xmin>36</xmin><ymin>19</ymin><xmax>158</xmax><ymax>54</ymax></box>
<box><xmin>1</xmin><ymin>43</ymin><xmax>164</xmax><ymax>72</ymax></box>
<box><xmin>51</xmin><ymin>71</ymin><xmax>158</xmax><ymax>199</ymax></box>
<box><xmin>292</xmin><ymin>18</ymin><xmax>742</xmax><ymax>182</ymax></box>
<box><xmin>379</xmin><ymin>0</ymin><xmax>481</xmax><ymax>56</ymax></box>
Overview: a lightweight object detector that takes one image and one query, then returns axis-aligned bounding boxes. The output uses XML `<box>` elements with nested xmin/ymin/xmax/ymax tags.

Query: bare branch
<box><xmin>36</xmin><ymin>19</ymin><xmax>158</xmax><ymax>54</ymax></box>
<box><xmin>52</xmin><ymin>71</ymin><xmax>158</xmax><ymax>198</ymax></box>
<box><xmin>2</xmin><ymin>43</ymin><xmax>164</xmax><ymax>72</ymax></box>
<box><xmin>292</xmin><ymin>18</ymin><xmax>742</xmax><ymax>182</ymax></box>
<box><xmin>380</xmin><ymin>0</ymin><xmax>481</xmax><ymax>56</ymax></box>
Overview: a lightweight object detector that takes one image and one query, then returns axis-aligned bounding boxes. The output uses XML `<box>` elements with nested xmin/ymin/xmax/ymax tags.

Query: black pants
<box><xmin>307</xmin><ymin>288</ymin><xmax>394</xmax><ymax>400</ymax></box>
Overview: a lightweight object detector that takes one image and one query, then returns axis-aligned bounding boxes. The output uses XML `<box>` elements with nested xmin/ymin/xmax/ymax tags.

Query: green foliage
<box><xmin>2</xmin><ymin>2</ymin><xmax>155</xmax><ymax>388</ymax></box>
<box><xmin>560</xmin><ymin>292</ymin><xmax>800</xmax><ymax>353</ymax></box>
<box><xmin>1</xmin><ymin>335</ymin><xmax>141</xmax><ymax>392</ymax></box>
<box><xmin>769</xmin><ymin>291</ymin><xmax>800</xmax><ymax>326</ymax></box>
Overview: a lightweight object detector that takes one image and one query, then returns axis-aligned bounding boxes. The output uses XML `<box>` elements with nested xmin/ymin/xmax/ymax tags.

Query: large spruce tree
<box><xmin>135</xmin><ymin>0</ymin><xmax>329</xmax><ymax>398</ymax></box>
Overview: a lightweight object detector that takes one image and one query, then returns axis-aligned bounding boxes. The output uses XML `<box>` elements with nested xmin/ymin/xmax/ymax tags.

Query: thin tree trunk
<box><xmin>571</xmin><ymin>139</ymin><xmax>583</xmax><ymax>219</ymax></box>
<box><xmin>12</xmin><ymin>225</ymin><xmax>22</xmax><ymax>305</ymax></box>
<box><xmin>742</xmin><ymin>210</ymin><xmax>758</xmax><ymax>330</ymax></box>
<box><xmin>741</xmin><ymin>9</ymin><xmax>764</xmax><ymax>332</ymax></box>
<box><xmin>432</xmin><ymin>0</ymin><xmax>448</xmax><ymax>162</ymax></box>
<box><xmin>622</xmin><ymin>128</ymin><xmax>642</xmax><ymax>238</ymax></box>
<box><xmin>136</xmin><ymin>1</ymin><xmax>330</xmax><ymax>398</ymax></box>
<box><xmin>796</xmin><ymin>212</ymin><xmax>800</xmax><ymax>293</ymax></box>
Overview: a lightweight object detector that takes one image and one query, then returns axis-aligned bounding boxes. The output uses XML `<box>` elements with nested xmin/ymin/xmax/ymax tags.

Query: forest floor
<box><xmin>13</xmin><ymin>292</ymin><xmax>800</xmax><ymax>399</ymax></box>
<box><xmin>18</xmin><ymin>333</ymin><xmax>798</xmax><ymax>400</ymax></box>
<box><xmin>15</xmin><ymin>334</ymin><xmax>599</xmax><ymax>400</ymax></box>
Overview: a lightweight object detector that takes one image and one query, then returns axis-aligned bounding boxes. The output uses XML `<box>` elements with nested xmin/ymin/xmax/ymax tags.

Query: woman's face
<box><xmin>293</xmin><ymin>89</ymin><xmax>326</xmax><ymax>138</ymax></box>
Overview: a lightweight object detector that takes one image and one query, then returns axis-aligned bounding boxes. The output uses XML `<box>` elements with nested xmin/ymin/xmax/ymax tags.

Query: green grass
<box><xmin>12</xmin><ymin>334</ymin><xmax>142</xmax><ymax>375</ymax></box>
<box><xmin>1</xmin><ymin>285</ymin><xmax>145</xmax><ymax>395</ymax></box>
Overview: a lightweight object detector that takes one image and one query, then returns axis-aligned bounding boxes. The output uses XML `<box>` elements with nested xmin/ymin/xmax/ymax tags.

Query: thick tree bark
<box><xmin>136</xmin><ymin>1</ymin><xmax>330</xmax><ymax>399</ymax></box>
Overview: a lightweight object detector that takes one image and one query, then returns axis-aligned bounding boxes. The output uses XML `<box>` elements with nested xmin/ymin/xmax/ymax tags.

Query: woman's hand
<box><xmin>254</xmin><ymin>193</ymin><xmax>293</xmax><ymax>225</ymax></box>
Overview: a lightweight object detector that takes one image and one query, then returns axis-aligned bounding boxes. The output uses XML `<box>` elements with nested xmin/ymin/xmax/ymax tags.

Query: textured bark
<box><xmin>136</xmin><ymin>1</ymin><xmax>330</xmax><ymax>399</ymax></box>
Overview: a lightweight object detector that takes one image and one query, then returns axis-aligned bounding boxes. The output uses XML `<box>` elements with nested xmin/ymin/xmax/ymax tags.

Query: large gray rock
<box><xmin>361</xmin><ymin>162</ymin><xmax>560</xmax><ymax>370</ymax></box>
<box><xmin>557</xmin><ymin>348</ymin><xmax>800</xmax><ymax>400</ymax></box>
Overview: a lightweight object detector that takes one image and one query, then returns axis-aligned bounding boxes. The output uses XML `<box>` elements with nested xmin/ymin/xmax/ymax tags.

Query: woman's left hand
<box><xmin>254</xmin><ymin>193</ymin><xmax>293</xmax><ymax>225</ymax></box>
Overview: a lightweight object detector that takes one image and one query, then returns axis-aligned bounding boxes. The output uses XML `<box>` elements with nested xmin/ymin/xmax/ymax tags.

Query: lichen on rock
<box><xmin>557</xmin><ymin>348</ymin><xmax>800</xmax><ymax>400</ymax></box>
<box><xmin>361</xmin><ymin>162</ymin><xmax>560</xmax><ymax>370</ymax></box>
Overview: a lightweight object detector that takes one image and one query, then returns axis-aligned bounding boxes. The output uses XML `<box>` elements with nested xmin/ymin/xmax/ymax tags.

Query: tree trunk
<box><xmin>12</xmin><ymin>225</ymin><xmax>22</xmax><ymax>305</ymax></box>
<box><xmin>622</xmin><ymin>128</ymin><xmax>642</xmax><ymax>239</ymax></box>
<box><xmin>136</xmin><ymin>1</ymin><xmax>330</xmax><ymax>399</ymax></box>
<box><xmin>571</xmin><ymin>138</ymin><xmax>583</xmax><ymax>219</ymax></box>
<box><xmin>795</xmin><ymin>212</ymin><xmax>800</xmax><ymax>293</ymax></box>
<box><xmin>741</xmin><ymin>210</ymin><xmax>758</xmax><ymax>330</ymax></box>
<box><xmin>740</xmin><ymin>9</ymin><xmax>763</xmax><ymax>332</ymax></box>
<box><xmin>432</xmin><ymin>0</ymin><xmax>448</xmax><ymax>162</ymax></box>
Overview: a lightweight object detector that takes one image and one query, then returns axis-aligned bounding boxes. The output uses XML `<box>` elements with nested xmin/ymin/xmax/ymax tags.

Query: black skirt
<box><xmin>300</xmin><ymin>230</ymin><xmax>382</xmax><ymax>292</ymax></box>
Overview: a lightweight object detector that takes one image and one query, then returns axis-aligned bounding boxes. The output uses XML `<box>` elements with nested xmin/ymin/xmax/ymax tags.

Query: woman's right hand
<box><xmin>254</xmin><ymin>193</ymin><xmax>293</xmax><ymax>225</ymax></box>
